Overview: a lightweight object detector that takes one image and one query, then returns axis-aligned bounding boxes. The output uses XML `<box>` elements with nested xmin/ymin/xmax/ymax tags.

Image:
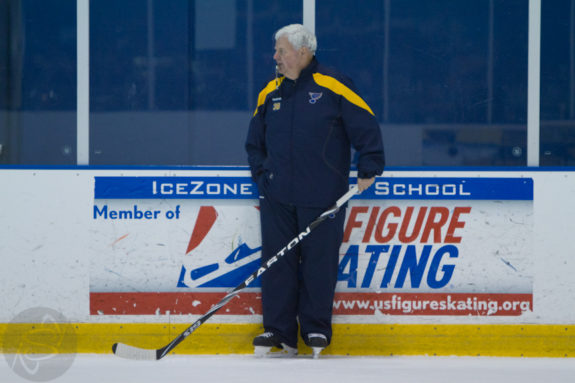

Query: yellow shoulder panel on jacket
<box><xmin>312</xmin><ymin>73</ymin><xmax>374</xmax><ymax>116</ymax></box>
<box><xmin>253</xmin><ymin>77</ymin><xmax>284</xmax><ymax>116</ymax></box>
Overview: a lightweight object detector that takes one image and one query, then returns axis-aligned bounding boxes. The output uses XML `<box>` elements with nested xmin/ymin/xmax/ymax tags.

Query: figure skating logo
<box><xmin>177</xmin><ymin>206</ymin><xmax>262</xmax><ymax>288</ymax></box>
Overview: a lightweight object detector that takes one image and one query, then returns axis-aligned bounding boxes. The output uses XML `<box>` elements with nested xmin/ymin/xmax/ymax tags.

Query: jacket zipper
<box><xmin>289</xmin><ymin>79</ymin><xmax>296</xmax><ymax>204</ymax></box>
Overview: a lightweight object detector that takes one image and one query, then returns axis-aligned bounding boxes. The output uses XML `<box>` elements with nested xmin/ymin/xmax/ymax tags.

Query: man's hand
<box><xmin>357</xmin><ymin>177</ymin><xmax>375</xmax><ymax>192</ymax></box>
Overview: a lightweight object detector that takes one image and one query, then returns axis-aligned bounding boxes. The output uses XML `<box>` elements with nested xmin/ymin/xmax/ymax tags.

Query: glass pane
<box><xmin>540</xmin><ymin>0</ymin><xmax>575</xmax><ymax>166</ymax></box>
<box><xmin>0</xmin><ymin>0</ymin><xmax>8</xmax><ymax>164</ymax></box>
<box><xmin>316</xmin><ymin>0</ymin><xmax>528</xmax><ymax>166</ymax></box>
<box><xmin>90</xmin><ymin>0</ymin><xmax>301</xmax><ymax>165</ymax></box>
<box><xmin>0</xmin><ymin>0</ymin><xmax>76</xmax><ymax>164</ymax></box>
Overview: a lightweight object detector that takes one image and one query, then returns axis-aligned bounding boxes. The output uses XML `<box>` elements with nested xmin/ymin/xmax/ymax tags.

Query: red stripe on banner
<box><xmin>90</xmin><ymin>292</ymin><xmax>262</xmax><ymax>316</ymax></box>
<box><xmin>90</xmin><ymin>292</ymin><xmax>532</xmax><ymax>316</ymax></box>
<box><xmin>333</xmin><ymin>292</ymin><xmax>533</xmax><ymax>316</ymax></box>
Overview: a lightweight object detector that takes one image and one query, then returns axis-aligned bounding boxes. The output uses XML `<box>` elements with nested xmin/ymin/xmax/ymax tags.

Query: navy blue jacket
<box><xmin>246</xmin><ymin>58</ymin><xmax>385</xmax><ymax>208</ymax></box>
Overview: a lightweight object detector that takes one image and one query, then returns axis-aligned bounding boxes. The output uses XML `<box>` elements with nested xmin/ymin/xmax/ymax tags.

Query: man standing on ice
<box><xmin>245</xmin><ymin>24</ymin><xmax>385</xmax><ymax>358</ymax></box>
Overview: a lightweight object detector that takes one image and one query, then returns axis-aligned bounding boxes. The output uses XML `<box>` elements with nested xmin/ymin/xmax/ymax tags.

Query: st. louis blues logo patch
<box><xmin>308</xmin><ymin>92</ymin><xmax>323</xmax><ymax>104</ymax></box>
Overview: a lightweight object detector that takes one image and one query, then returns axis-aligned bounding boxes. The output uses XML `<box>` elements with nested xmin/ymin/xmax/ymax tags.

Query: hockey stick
<box><xmin>112</xmin><ymin>185</ymin><xmax>359</xmax><ymax>360</ymax></box>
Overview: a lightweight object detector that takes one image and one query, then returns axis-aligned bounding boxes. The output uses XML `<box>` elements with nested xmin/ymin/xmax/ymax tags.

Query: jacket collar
<box><xmin>283</xmin><ymin>57</ymin><xmax>318</xmax><ymax>83</ymax></box>
<box><xmin>299</xmin><ymin>56</ymin><xmax>318</xmax><ymax>79</ymax></box>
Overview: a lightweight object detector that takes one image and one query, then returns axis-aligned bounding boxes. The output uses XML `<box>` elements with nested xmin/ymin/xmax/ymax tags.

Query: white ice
<box><xmin>1</xmin><ymin>354</ymin><xmax>574</xmax><ymax>383</ymax></box>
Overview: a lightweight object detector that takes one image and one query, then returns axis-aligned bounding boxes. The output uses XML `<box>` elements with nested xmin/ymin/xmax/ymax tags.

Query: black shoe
<box><xmin>305</xmin><ymin>333</ymin><xmax>328</xmax><ymax>359</ymax></box>
<box><xmin>253</xmin><ymin>332</ymin><xmax>298</xmax><ymax>358</ymax></box>
<box><xmin>253</xmin><ymin>332</ymin><xmax>282</xmax><ymax>348</ymax></box>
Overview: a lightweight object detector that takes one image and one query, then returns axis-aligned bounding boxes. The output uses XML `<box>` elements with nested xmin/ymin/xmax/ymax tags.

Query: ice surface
<box><xmin>1</xmin><ymin>354</ymin><xmax>574</xmax><ymax>383</ymax></box>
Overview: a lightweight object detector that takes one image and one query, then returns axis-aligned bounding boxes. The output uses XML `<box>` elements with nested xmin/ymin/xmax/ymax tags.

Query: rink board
<box><xmin>1</xmin><ymin>167</ymin><xmax>575</xmax><ymax>357</ymax></box>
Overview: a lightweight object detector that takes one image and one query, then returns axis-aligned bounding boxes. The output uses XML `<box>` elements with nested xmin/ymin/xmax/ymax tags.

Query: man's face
<box><xmin>273</xmin><ymin>36</ymin><xmax>304</xmax><ymax>80</ymax></box>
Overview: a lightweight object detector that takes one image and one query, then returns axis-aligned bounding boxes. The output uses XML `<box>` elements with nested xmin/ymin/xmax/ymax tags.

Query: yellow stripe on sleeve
<box><xmin>312</xmin><ymin>73</ymin><xmax>374</xmax><ymax>115</ymax></box>
<box><xmin>253</xmin><ymin>77</ymin><xmax>284</xmax><ymax>116</ymax></box>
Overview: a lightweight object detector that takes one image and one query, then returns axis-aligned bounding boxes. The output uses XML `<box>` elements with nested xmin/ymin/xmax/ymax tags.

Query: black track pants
<box><xmin>258</xmin><ymin>194</ymin><xmax>346</xmax><ymax>348</ymax></box>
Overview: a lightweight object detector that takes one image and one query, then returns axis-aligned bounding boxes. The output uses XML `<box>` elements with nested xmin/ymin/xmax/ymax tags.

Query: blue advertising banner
<box><xmin>94</xmin><ymin>176</ymin><xmax>533</xmax><ymax>200</ymax></box>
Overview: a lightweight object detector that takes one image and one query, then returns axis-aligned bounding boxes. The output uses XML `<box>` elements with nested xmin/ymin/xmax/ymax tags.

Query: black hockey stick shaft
<box><xmin>112</xmin><ymin>185</ymin><xmax>359</xmax><ymax>360</ymax></box>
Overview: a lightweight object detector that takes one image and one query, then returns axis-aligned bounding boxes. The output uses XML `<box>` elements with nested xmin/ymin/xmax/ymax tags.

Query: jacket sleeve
<box><xmin>339</xmin><ymin>77</ymin><xmax>385</xmax><ymax>178</ymax></box>
<box><xmin>245</xmin><ymin>104</ymin><xmax>267</xmax><ymax>182</ymax></box>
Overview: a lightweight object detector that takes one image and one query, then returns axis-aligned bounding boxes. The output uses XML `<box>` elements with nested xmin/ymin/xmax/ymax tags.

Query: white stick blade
<box><xmin>112</xmin><ymin>343</ymin><xmax>158</xmax><ymax>360</ymax></box>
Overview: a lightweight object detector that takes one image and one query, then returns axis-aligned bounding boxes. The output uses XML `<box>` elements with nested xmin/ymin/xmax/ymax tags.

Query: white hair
<box><xmin>275</xmin><ymin>24</ymin><xmax>317</xmax><ymax>54</ymax></box>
